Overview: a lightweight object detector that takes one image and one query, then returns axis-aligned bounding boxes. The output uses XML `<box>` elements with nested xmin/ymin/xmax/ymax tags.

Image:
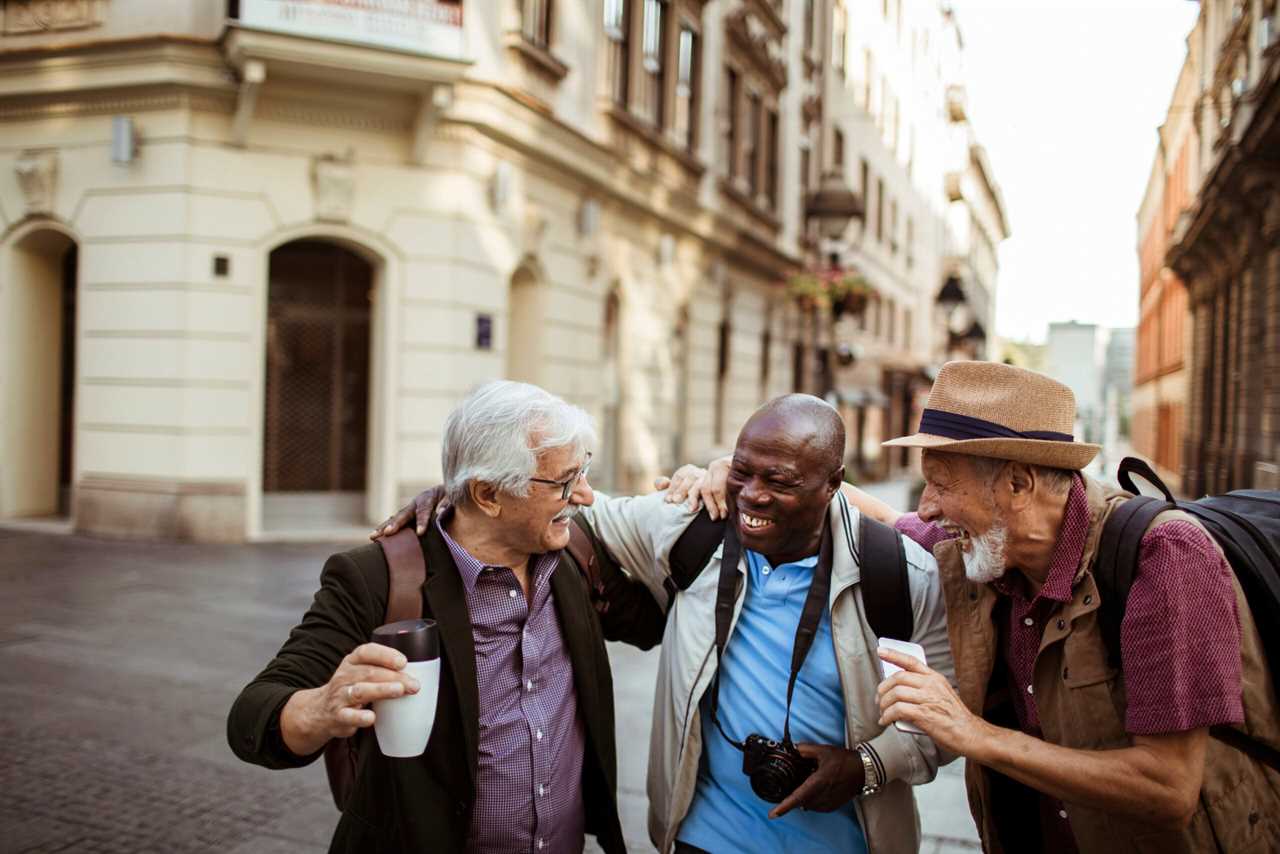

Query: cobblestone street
<box><xmin>0</xmin><ymin>486</ymin><xmax>977</xmax><ymax>852</ymax></box>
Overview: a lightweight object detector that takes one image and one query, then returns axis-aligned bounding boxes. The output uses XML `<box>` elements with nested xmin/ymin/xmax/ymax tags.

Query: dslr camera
<box><xmin>740</xmin><ymin>734</ymin><xmax>818</xmax><ymax>803</ymax></box>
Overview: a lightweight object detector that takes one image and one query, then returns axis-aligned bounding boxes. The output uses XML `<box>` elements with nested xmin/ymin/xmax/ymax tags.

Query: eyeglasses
<box><xmin>529</xmin><ymin>454</ymin><xmax>592</xmax><ymax>500</ymax></box>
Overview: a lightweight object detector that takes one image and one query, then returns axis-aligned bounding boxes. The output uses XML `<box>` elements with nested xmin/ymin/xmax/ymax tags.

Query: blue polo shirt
<box><xmin>677</xmin><ymin>550</ymin><xmax>867</xmax><ymax>854</ymax></box>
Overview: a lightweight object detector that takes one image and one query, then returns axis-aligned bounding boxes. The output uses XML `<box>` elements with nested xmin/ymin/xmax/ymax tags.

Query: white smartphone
<box><xmin>877</xmin><ymin>637</ymin><xmax>927</xmax><ymax>735</ymax></box>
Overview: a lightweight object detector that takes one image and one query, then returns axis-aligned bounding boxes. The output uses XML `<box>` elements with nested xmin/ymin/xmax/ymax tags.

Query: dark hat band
<box><xmin>919</xmin><ymin>408</ymin><xmax>1074</xmax><ymax>443</ymax></box>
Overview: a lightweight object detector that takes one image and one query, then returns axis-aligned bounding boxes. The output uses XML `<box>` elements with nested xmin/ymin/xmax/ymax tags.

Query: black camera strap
<box><xmin>709</xmin><ymin>518</ymin><xmax>835</xmax><ymax>750</ymax></box>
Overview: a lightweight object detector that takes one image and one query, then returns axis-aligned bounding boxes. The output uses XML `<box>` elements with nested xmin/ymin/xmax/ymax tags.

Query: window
<box><xmin>640</xmin><ymin>0</ymin><xmax>666</xmax><ymax>127</ymax></box>
<box><xmin>833</xmin><ymin>128</ymin><xmax>845</xmax><ymax>169</ymax></box>
<box><xmin>863</xmin><ymin>50</ymin><xmax>873</xmax><ymax>109</ymax></box>
<box><xmin>904</xmin><ymin>308</ymin><xmax>912</xmax><ymax>349</ymax></box>
<box><xmin>725</xmin><ymin>66</ymin><xmax>740</xmax><ymax>178</ymax></box>
<box><xmin>803</xmin><ymin>0</ymin><xmax>815</xmax><ymax>53</ymax></box>
<box><xmin>906</xmin><ymin>217</ymin><xmax>914</xmax><ymax>268</ymax></box>
<box><xmin>674</xmin><ymin>24</ymin><xmax>699</xmax><ymax>150</ymax></box>
<box><xmin>860</xmin><ymin>157</ymin><xmax>869</xmax><ymax>198</ymax></box>
<box><xmin>887</xmin><ymin>299</ymin><xmax>896</xmax><ymax>344</ymax></box>
<box><xmin>604</xmin><ymin>0</ymin><xmax>629</xmax><ymax>106</ymax></box>
<box><xmin>832</xmin><ymin>6</ymin><xmax>846</xmax><ymax>75</ymax></box>
<box><xmin>889</xmin><ymin>199</ymin><xmax>898</xmax><ymax>254</ymax></box>
<box><xmin>876</xmin><ymin>177</ymin><xmax>884</xmax><ymax>243</ymax></box>
<box><xmin>760</xmin><ymin>325</ymin><xmax>772</xmax><ymax>389</ymax></box>
<box><xmin>746</xmin><ymin>91</ymin><xmax>762</xmax><ymax>195</ymax></box>
<box><xmin>522</xmin><ymin>0</ymin><xmax>553</xmax><ymax>49</ymax></box>
<box><xmin>765</xmin><ymin>109</ymin><xmax>779</xmax><ymax>209</ymax></box>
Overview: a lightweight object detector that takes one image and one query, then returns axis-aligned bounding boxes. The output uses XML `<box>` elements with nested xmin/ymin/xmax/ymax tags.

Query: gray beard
<box><xmin>962</xmin><ymin>522</ymin><xmax>1009</xmax><ymax>584</ymax></box>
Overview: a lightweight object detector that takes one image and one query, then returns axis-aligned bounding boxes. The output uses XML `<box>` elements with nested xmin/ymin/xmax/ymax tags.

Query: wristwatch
<box><xmin>855</xmin><ymin>743</ymin><xmax>881</xmax><ymax>797</ymax></box>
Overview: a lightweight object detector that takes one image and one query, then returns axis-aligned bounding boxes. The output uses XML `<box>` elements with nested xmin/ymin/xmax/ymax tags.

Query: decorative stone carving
<box><xmin>490</xmin><ymin>161</ymin><xmax>515</xmax><ymax>214</ymax></box>
<box><xmin>522</xmin><ymin>204</ymin><xmax>549</xmax><ymax>258</ymax></box>
<box><xmin>311</xmin><ymin>154</ymin><xmax>354</xmax><ymax>223</ymax></box>
<box><xmin>3</xmin><ymin>0</ymin><xmax>104</xmax><ymax>34</ymax></box>
<box><xmin>14</xmin><ymin>148</ymin><xmax>58</xmax><ymax>215</ymax></box>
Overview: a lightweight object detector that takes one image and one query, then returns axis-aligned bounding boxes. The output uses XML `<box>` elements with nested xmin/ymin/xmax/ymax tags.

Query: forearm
<box><xmin>839</xmin><ymin>483</ymin><xmax>903</xmax><ymax>526</ymax></box>
<box><xmin>971</xmin><ymin>726</ymin><xmax>1203</xmax><ymax>827</ymax></box>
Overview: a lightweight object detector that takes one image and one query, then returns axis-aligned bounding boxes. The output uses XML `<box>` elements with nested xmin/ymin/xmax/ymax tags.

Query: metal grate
<box><xmin>263</xmin><ymin>241</ymin><xmax>371</xmax><ymax>493</ymax></box>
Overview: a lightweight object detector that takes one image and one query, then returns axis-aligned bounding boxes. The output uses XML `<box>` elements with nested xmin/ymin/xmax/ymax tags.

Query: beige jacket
<box><xmin>582</xmin><ymin>490</ymin><xmax>955</xmax><ymax>854</ymax></box>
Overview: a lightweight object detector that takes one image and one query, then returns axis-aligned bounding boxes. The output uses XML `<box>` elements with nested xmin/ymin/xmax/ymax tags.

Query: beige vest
<box><xmin>937</xmin><ymin>476</ymin><xmax>1280</xmax><ymax>853</ymax></box>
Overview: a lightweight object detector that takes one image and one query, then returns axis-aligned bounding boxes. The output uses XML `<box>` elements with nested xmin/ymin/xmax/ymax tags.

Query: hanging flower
<box><xmin>785</xmin><ymin>267</ymin><xmax>873</xmax><ymax>316</ymax></box>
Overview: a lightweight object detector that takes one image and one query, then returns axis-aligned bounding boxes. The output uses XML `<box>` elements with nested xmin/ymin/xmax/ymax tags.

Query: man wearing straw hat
<box><xmin>853</xmin><ymin>360</ymin><xmax>1280</xmax><ymax>852</ymax></box>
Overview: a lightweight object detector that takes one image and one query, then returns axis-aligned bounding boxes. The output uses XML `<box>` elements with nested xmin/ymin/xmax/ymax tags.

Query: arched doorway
<box><xmin>261</xmin><ymin>240</ymin><xmax>372</xmax><ymax>530</ymax></box>
<box><xmin>599</xmin><ymin>287</ymin><xmax>622</xmax><ymax>492</ymax></box>
<box><xmin>507</xmin><ymin>261</ymin><xmax>548</xmax><ymax>386</ymax></box>
<box><xmin>1</xmin><ymin>227</ymin><xmax>77</xmax><ymax>520</ymax></box>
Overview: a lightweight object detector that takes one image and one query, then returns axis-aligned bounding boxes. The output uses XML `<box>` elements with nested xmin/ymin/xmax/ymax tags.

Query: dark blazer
<box><xmin>227</xmin><ymin>516</ymin><xmax>666</xmax><ymax>853</ymax></box>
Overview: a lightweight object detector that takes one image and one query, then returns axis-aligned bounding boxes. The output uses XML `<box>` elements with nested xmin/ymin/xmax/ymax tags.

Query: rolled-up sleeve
<box><xmin>1121</xmin><ymin>519</ymin><xmax>1243</xmax><ymax>734</ymax></box>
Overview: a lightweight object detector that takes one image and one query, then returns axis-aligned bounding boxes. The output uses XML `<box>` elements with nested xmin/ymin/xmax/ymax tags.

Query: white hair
<box><xmin>442</xmin><ymin>380</ymin><xmax>596</xmax><ymax>506</ymax></box>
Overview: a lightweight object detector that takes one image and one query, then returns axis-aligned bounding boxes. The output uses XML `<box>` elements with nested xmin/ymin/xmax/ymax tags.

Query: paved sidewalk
<box><xmin>0</xmin><ymin>511</ymin><xmax>977</xmax><ymax>853</ymax></box>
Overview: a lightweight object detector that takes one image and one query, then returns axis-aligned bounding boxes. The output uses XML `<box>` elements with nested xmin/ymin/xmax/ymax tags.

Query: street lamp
<box><xmin>806</xmin><ymin>169</ymin><xmax>865</xmax><ymax>252</ymax></box>
<box><xmin>804</xmin><ymin>170</ymin><xmax>866</xmax><ymax>397</ymax></box>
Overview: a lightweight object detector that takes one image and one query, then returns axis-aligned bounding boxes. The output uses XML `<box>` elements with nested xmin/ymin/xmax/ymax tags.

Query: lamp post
<box><xmin>804</xmin><ymin>169</ymin><xmax>865</xmax><ymax>396</ymax></box>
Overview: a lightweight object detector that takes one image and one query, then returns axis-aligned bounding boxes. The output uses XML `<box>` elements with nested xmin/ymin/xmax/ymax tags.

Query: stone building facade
<box><xmin>1164</xmin><ymin>0</ymin><xmax>1280</xmax><ymax>495</ymax></box>
<box><xmin>0</xmin><ymin>0</ymin><xmax>1001</xmax><ymax>541</ymax></box>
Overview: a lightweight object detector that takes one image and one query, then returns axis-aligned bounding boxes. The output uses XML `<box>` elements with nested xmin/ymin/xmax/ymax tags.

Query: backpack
<box><xmin>1094</xmin><ymin>456</ymin><xmax>1280</xmax><ymax>771</ymax></box>
<box><xmin>322</xmin><ymin>517</ymin><xmax>615</xmax><ymax>811</ymax></box>
<box><xmin>665</xmin><ymin>500</ymin><xmax>915</xmax><ymax>642</ymax></box>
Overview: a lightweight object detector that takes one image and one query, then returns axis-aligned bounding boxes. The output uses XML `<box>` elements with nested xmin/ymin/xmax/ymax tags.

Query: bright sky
<box><xmin>948</xmin><ymin>0</ymin><xmax>1201</xmax><ymax>344</ymax></box>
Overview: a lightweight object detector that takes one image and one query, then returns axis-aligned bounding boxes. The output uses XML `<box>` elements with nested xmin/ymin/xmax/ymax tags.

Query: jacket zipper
<box><xmin>678</xmin><ymin>643</ymin><xmax>717</xmax><ymax>760</ymax></box>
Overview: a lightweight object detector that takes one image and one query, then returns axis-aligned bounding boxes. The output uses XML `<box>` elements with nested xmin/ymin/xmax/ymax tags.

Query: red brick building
<box><xmin>1166</xmin><ymin>0</ymin><xmax>1280</xmax><ymax>495</ymax></box>
<box><xmin>1134</xmin><ymin>31</ymin><xmax>1199</xmax><ymax>494</ymax></box>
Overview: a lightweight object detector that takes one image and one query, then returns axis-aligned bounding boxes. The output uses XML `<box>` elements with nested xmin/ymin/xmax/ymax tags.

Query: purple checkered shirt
<box><xmin>437</xmin><ymin>512</ymin><xmax>586</xmax><ymax>854</ymax></box>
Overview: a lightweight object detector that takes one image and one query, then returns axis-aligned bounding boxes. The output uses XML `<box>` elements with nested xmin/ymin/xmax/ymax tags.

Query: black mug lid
<box><xmin>372</xmin><ymin>618</ymin><xmax>440</xmax><ymax>662</ymax></box>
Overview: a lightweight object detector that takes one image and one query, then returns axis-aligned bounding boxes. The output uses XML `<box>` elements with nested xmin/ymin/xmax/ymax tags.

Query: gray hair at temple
<box><xmin>442</xmin><ymin>380</ymin><xmax>596</xmax><ymax>506</ymax></box>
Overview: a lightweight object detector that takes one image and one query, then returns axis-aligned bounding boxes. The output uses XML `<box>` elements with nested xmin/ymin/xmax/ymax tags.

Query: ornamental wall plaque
<box><xmin>3</xmin><ymin>0</ymin><xmax>105</xmax><ymax>34</ymax></box>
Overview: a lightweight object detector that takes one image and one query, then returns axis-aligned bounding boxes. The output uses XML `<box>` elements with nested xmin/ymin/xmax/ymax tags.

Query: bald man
<box><xmin>576</xmin><ymin>395</ymin><xmax>954</xmax><ymax>854</ymax></box>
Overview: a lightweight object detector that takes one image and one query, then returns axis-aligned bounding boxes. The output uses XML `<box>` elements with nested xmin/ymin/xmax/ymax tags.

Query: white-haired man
<box><xmin>228</xmin><ymin>381</ymin><xmax>665</xmax><ymax>854</ymax></box>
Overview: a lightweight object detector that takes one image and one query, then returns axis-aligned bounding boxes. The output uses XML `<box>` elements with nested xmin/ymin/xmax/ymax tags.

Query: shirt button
<box><xmin>762</xmin><ymin>567</ymin><xmax>771</xmax><ymax>576</ymax></box>
<box><xmin>1027</xmin><ymin>685</ymin><xmax>1034</xmax><ymax>695</ymax></box>
<box><xmin>538</xmin><ymin>839</ymin><xmax>546</xmax><ymax>850</ymax></box>
<box><xmin>538</xmin><ymin>783</ymin><xmax>546</xmax><ymax>796</ymax></box>
<box><xmin>1023</xmin><ymin>617</ymin><xmax>1034</xmax><ymax>627</ymax></box>
<box><xmin>1058</xmin><ymin>809</ymin><xmax>1068</xmax><ymax>819</ymax></box>
<box><xmin>508</xmin><ymin>589</ymin><xmax>519</xmax><ymax>599</ymax></box>
<box><xmin>526</xmin><ymin>679</ymin><xmax>533</xmax><ymax>692</ymax></box>
<box><xmin>536</xmin><ymin>729</ymin><xmax>544</xmax><ymax>741</ymax></box>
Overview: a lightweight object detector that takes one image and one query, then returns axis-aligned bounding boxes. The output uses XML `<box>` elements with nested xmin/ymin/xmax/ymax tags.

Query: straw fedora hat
<box><xmin>884</xmin><ymin>360</ymin><xmax>1100</xmax><ymax>470</ymax></box>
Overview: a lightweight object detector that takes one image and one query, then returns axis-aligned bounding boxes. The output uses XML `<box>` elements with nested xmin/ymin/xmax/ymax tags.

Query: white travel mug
<box><xmin>370</xmin><ymin>618</ymin><xmax>441</xmax><ymax>757</ymax></box>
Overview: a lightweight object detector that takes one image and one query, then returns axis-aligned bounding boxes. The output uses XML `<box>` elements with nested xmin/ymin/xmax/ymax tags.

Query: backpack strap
<box><xmin>669</xmin><ymin>509</ymin><xmax>728</xmax><ymax>594</ymax></box>
<box><xmin>378</xmin><ymin>528</ymin><xmax>427</xmax><ymax>623</ymax></box>
<box><xmin>1095</xmin><ymin>494</ymin><xmax>1167</xmax><ymax>665</ymax></box>
<box><xmin>566</xmin><ymin>515</ymin><xmax>607</xmax><ymax>611</ymax></box>
<box><xmin>858</xmin><ymin>513</ymin><xmax>914</xmax><ymax>642</ymax></box>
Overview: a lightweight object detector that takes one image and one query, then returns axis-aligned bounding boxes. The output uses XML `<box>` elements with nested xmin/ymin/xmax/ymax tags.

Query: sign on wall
<box><xmin>235</xmin><ymin>0</ymin><xmax>465</xmax><ymax>60</ymax></box>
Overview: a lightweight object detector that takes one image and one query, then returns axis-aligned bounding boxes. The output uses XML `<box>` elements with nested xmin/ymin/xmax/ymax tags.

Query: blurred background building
<box><xmin>1137</xmin><ymin>0</ymin><xmax>1279</xmax><ymax>497</ymax></box>
<box><xmin>0</xmin><ymin>0</ymin><xmax>1005</xmax><ymax>541</ymax></box>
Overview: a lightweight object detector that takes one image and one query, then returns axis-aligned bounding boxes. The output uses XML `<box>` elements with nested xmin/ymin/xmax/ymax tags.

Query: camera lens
<box><xmin>748</xmin><ymin>752</ymin><xmax>804</xmax><ymax>803</ymax></box>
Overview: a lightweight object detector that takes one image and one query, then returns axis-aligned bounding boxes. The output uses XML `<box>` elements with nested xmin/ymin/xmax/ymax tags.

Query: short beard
<box><xmin>961</xmin><ymin>519</ymin><xmax>1009</xmax><ymax>584</ymax></box>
